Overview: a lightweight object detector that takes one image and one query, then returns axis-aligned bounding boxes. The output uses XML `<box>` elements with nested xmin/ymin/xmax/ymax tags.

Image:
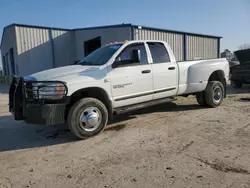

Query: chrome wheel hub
<box><xmin>213</xmin><ymin>86</ymin><xmax>222</xmax><ymax>103</ymax></box>
<box><xmin>79</xmin><ymin>107</ymin><xmax>102</xmax><ymax>132</ymax></box>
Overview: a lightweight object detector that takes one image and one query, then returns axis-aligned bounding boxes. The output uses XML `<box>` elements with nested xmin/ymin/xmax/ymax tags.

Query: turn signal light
<box><xmin>104</xmin><ymin>40</ymin><xmax>128</xmax><ymax>46</ymax></box>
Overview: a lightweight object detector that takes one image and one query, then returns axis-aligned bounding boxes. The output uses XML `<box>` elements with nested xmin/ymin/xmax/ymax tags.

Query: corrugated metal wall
<box><xmin>134</xmin><ymin>28</ymin><xmax>219</xmax><ymax>61</ymax></box>
<box><xmin>15</xmin><ymin>26</ymin><xmax>53</xmax><ymax>75</ymax></box>
<box><xmin>75</xmin><ymin>27</ymin><xmax>131</xmax><ymax>60</ymax></box>
<box><xmin>15</xmin><ymin>26</ymin><xmax>75</xmax><ymax>75</ymax></box>
<box><xmin>186</xmin><ymin>35</ymin><xmax>218</xmax><ymax>60</ymax></box>
<box><xmin>134</xmin><ymin>28</ymin><xmax>184</xmax><ymax>61</ymax></box>
<box><xmin>52</xmin><ymin>30</ymin><xmax>75</xmax><ymax>67</ymax></box>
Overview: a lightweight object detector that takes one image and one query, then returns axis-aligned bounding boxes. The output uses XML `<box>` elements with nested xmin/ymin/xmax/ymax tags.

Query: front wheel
<box><xmin>204</xmin><ymin>81</ymin><xmax>225</xmax><ymax>108</ymax></box>
<box><xmin>67</xmin><ymin>98</ymin><xmax>108</xmax><ymax>139</ymax></box>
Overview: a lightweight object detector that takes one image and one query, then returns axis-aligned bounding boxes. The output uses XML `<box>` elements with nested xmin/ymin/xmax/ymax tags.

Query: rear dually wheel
<box><xmin>204</xmin><ymin>81</ymin><xmax>224</xmax><ymax>108</ymax></box>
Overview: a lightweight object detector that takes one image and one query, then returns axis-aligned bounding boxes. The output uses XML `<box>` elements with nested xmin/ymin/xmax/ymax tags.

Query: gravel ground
<box><xmin>1</xmin><ymin>84</ymin><xmax>250</xmax><ymax>188</ymax></box>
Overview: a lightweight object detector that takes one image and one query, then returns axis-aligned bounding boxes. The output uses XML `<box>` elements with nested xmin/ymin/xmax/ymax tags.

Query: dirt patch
<box><xmin>194</xmin><ymin>157</ymin><xmax>250</xmax><ymax>175</ymax></box>
<box><xmin>105</xmin><ymin>124</ymin><xmax>127</xmax><ymax>131</ymax></box>
<box><xmin>1</xmin><ymin>84</ymin><xmax>250</xmax><ymax>188</ymax></box>
<box><xmin>0</xmin><ymin>177</ymin><xmax>12</xmax><ymax>188</ymax></box>
<box><xmin>177</xmin><ymin>141</ymin><xmax>194</xmax><ymax>154</ymax></box>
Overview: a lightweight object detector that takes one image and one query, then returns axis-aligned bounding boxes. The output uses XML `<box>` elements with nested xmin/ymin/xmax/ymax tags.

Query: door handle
<box><xmin>141</xmin><ymin>70</ymin><xmax>151</xmax><ymax>74</ymax></box>
<box><xmin>168</xmin><ymin>66</ymin><xmax>175</xmax><ymax>70</ymax></box>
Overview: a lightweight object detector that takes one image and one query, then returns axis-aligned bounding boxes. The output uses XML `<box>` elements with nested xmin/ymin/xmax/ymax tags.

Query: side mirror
<box><xmin>131</xmin><ymin>49</ymin><xmax>141</xmax><ymax>63</ymax></box>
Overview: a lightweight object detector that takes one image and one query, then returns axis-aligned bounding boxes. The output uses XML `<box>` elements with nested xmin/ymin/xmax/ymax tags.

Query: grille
<box><xmin>25</xmin><ymin>82</ymin><xmax>36</xmax><ymax>99</ymax></box>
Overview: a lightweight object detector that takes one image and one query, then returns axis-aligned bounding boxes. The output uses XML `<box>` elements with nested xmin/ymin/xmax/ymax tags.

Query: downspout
<box><xmin>131</xmin><ymin>26</ymin><xmax>135</xmax><ymax>40</ymax></box>
<box><xmin>49</xmin><ymin>29</ymin><xmax>56</xmax><ymax>68</ymax></box>
<box><xmin>183</xmin><ymin>34</ymin><xmax>187</xmax><ymax>61</ymax></box>
<box><xmin>217</xmin><ymin>38</ymin><xmax>220</xmax><ymax>58</ymax></box>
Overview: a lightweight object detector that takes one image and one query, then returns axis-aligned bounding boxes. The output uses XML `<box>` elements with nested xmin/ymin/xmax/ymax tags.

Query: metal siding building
<box><xmin>1</xmin><ymin>23</ymin><xmax>222</xmax><ymax>76</ymax></box>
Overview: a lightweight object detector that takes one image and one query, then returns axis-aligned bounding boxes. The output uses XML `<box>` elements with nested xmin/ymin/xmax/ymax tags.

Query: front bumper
<box><xmin>9</xmin><ymin>77</ymin><xmax>68</xmax><ymax>125</ymax></box>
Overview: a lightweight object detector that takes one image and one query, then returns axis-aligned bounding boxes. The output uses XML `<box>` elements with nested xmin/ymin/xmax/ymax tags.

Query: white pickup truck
<box><xmin>9</xmin><ymin>40</ymin><xmax>229</xmax><ymax>139</ymax></box>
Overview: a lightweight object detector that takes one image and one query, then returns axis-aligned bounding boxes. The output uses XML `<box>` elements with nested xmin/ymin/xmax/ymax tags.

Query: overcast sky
<box><xmin>0</xmin><ymin>0</ymin><xmax>250</xmax><ymax>69</ymax></box>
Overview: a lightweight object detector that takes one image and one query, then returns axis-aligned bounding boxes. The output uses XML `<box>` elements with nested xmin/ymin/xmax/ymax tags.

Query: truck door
<box><xmin>146</xmin><ymin>42</ymin><xmax>178</xmax><ymax>99</ymax></box>
<box><xmin>109</xmin><ymin>42</ymin><xmax>153</xmax><ymax>108</ymax></box>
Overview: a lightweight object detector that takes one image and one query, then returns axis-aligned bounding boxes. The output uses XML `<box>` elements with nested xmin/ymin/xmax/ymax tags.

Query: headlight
<box><xmin>26</xmin><ymin>82</ymin><xmax>67</xmax><ymax>100</ymax></box>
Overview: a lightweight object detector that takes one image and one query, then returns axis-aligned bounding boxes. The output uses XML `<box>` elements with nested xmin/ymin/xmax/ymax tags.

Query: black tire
<box><xmin>67</xmin><ymin>98</ymin><xmax>108</xmax><ymax>139</ymax></box>
<box><xmin>204</xmin><ymin>81</ymin><xmax>224</xmax><ymax>108</ymax></box>
<box><xmin>196</xmin><ymin>92</ymin><xmax>206</xmax><ymax>106</ymax></box>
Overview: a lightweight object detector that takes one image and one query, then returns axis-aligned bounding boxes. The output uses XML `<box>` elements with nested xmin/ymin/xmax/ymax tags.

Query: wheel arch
<box><xmin>66</xmin><ymin>87</ymin><xmax>113</xmax><ymax>121</ymax></box>
<box><xmin>208</xmin><ymin>70</ymin><xmax>226</xmax><ymax>98</ymax></box>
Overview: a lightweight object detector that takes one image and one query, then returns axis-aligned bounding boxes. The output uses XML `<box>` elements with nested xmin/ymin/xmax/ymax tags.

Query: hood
<box><xmin>234</xmin><ymin>49</ymin><xmax>250</xmax><ymax>64</ymax></box>
<box><xmin>25</xmin><ymin>65</ymin><xmax>98</xmax><ymax>81</ymax></box>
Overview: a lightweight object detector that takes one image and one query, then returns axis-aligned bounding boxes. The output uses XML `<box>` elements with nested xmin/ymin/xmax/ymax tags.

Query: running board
<box><xmin>114</xmin><ymin>97</ymin><xmax>175</xmax><ymax>115</ymax></box>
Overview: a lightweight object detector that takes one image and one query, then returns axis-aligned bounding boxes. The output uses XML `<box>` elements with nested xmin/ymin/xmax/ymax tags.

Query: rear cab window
<box><xmin>147</xmin><ymin>42</ymin><xmax>171</xmax><ymax>63</ymax></box>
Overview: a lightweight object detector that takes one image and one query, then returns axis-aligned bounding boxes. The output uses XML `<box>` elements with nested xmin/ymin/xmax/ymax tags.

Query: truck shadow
<box><xmin>109</xmin><ymin>102</ymin><xmax>202</xmax><ymax>124</ymax></box>
<box><xmin>0</xmin><ymin>116</ymin><xmax>77</xmax><ymax>152</ymax></box>
<box><xmin>0</xmin><ymin>102</ymin><xmax>201</xmax><ymax>152</ymax></box>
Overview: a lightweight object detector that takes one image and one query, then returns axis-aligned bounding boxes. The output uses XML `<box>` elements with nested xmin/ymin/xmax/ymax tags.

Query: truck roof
<box><xmin>105</xmin><ymin>40</ymin><xmax>166</xmax><ymax>46</ymax></box>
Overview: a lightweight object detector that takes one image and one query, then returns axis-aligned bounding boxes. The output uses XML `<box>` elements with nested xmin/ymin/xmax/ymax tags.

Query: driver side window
<box><xmin>116</xmin><ymin>43</ymin><xmax>148</xmax><ymax>66</ymax></box>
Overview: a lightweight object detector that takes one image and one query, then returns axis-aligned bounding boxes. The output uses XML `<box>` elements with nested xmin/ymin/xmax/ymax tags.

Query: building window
<box><xmin>147</xmin><ymin>42</ymin><xmax>171</xmax><ymax>63</ymax></box>
<box><xmin>84</xmin><ymin>36</ymin><xmax>101</xmax><ymax>56</ymax></box>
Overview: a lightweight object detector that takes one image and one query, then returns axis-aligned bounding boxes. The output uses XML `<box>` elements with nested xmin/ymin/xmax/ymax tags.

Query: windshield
<box><xmin>77</xmin><ymin>44</ymin><xmax>123</xmax><ymax>65</ymax></box>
